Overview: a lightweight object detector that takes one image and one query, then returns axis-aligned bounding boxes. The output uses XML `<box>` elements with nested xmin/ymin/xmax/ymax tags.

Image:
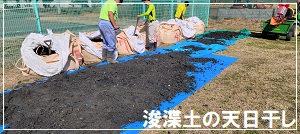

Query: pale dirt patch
<box><xmin>1</xmin><ymin>68</ymin><xmax>46</xmax><ymax>90</ymax></box>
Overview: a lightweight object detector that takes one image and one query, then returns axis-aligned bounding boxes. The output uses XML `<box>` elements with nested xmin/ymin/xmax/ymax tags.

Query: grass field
<box><xmin>1</xmin><ymin>18</ymin><xmax>299</xmax><ymax>133</ymax></box>
<box><xmin>139</xmin><ymin>19</ymin><xmax>299</xmax><ymax>133</ymax></box>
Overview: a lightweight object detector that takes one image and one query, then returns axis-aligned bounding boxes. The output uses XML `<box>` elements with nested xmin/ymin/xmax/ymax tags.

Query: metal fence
<box><xmin>211</xmin><ymin>0</ymin><xmax>296</xmax><ymax>2</ymax></box>
<box><xmin>0</xmin><ymin>0</ymin><xmax>298</xmax><ymax>68</ymax></box>
<box><xmin>1</xmin><ymin>0</ymin><xmax>210</xmax><ymax>68</ymax></box>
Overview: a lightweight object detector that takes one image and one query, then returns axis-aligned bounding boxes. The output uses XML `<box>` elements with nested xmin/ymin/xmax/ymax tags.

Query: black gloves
<box><xmin>114</xmin><ymin>27</ymin><xmax>122</xmax><ymax>35</ymax></box>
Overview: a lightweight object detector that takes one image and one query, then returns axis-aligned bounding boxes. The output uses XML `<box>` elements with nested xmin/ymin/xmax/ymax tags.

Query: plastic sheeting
<box><xmin>123</xmin><ymin>26</ymin><xmax>145</xmax><ymax>54</ymax></box>
<box><xmin>79</xmin><ymin>28</ymin><xmax>146</xmax><ymax>59</ymax></box>
<box><xmin>186</xmin><ymin>16</ymin><xmax>204</xmax><ymax>26</ymax></box>
<box><xmin>79</xmin><ymin>31</ymin><xmax>103</xmax><ymax>59</ymax></box>
<box><xmin>160</xmin><ymin>19</ymin><xmax>196</xmax><ymax>38</ymax></box>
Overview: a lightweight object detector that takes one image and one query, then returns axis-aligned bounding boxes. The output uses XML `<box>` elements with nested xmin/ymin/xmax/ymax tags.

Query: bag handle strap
<box><xmin>15</xmin><ymin>57</ymin><xmax>32</xmax><ymax>76</ymax></box>
<box><xmin>35</xmin><ymin>45</ymin><xmax>44</xmax><ymax>55</ymax></box>
<box><xmin>44</xmin><ymin>40</ymin><xmax>52</xmax><ymax>54</ymax></box>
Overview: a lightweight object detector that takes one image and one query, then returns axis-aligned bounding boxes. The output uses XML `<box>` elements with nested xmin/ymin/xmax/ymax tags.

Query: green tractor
<box><xmin>262</xmin><ymin>10</ymin><xmax>299</xmax><ymax>41</ymax></box>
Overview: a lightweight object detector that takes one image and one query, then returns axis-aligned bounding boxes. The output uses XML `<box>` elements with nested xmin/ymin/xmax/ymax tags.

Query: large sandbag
<box><xmin>186</xmin><ymin>16</ymin><xmax>205</xmax><ymax>35</ymax></box>
<box><xmin>79</xmin><ymin>31</ymin><xmax>103</xmax><ymax>60</ymax></box>
<box><xmin>20</xmin><ymin>33</ymin><xmax>73</xmax><ymax>77</ymax></box>
<box><xmin>67</xmin><ymin>37</ymin><xmax>83</xmax><ymax>70</ymax></box>
<box><xmin>79</xmin><ymin>30</ymin><xmax>118</xmax><ymax>62</ymax></box>
<box><xmin>49</xmin><ymin>29</ymin><xmax>82</xmax><ymax>71</ymax></box>
<box><xmin>81</xmin><ymin>42</ymin><xmax>102</xmax><ymax>64</ymax></box>
<box><xmin>116</xmin><ymin>31</ymin><xmax>135</xmax><ymax>55</ymax></box>
<box><xmin>15</xmin><ymin>53</ymin><xmax>60</xmax><ymax>76</ymax></box>
<box><xmin>173</xmin><ymin>19</ymin><xmax>196</xmax><ymax>39</ymax></box>
<box><xmin>156</xmin><ymin>23</ymin><xmax>182</xmax><ymax>44</ymax></box>
<box><xmin>122</xmin><ymin>25</ymin><xmax>145</xmax><ymax>54</ymax></box>
<box><xmin>194</xmin><ymin>23</ymin><xmax>205</xmax><ymax>35</ymax></box>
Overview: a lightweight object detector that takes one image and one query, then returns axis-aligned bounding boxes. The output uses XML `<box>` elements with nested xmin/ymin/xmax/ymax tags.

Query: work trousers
<box><xmin>98</xmin><ymin>20</ymin><xmax>117</xmax><ymax>52</ymax></box>
<box><xmin>141</xmin><ymin>20</ymin><xmax>159</xmax><ymax>48</ymax></box>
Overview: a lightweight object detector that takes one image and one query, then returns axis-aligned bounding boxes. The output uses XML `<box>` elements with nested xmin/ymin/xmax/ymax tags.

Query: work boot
<box><xmin>107</xmin><ymin>50</ymin><xmax>118</xmax><ymax>64</ymax></box>
<box><xmin>145</xmin><ymin>43</ymin><xmax>151</xmax><ymax>51</ymax></box>
<box><xmin>102</xmin><ymin>49</ymin><xmax>108</xmax><ymax>62</ymax></box>
<box><xmin>153</xmin><ymin>42</ymin><xmax>157</xmax><ymax>51</ymax></box>
<box><xmin>148</xmin><ymin>43</ymin><xmax>155</xmax><ymax>52</ymax></box>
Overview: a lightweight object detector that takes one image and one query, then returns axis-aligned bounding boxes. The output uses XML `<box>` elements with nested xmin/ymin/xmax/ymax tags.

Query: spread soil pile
<box><xmin>2</xmin><ymin>50</ymin><xmax>218</xmax><ymax>132</ymax></box>
<box><xmin>182</xmin><ymin>45</ymin><xmax>206</xmax><ymax>51</ymax></box>
<box><xmin>195</xmin><ymin>38</ymin><xmax>222</xmax><ymax>45</ymax></box>
<box><xmin>195</xmin><ymin>31</ymin><xmax>247</xmax><ymax>45</ymax></box>
<box><xmin>203</xmin><ymin>31</ymin><xmax>243</xmax><ymax>40</ymax></box>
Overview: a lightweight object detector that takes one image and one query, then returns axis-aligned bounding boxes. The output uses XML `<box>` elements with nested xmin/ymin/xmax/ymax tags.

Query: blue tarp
<box><xmin>120</xmin><ymin>29</ymin><xmax>250</xmax><ymax>133</ymax></box>
<box><xmin>0</xmin><ymin>124</ymin><xmax>8</xmax><ymax>133</ymax></box>
<box><xmin>1</xmin><ymin>29</ymin><xmax>250</xmax><ymax>133</ymax></box>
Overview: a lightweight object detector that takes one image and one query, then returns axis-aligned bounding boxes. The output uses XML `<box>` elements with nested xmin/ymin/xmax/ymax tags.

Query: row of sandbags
<box><xmin>114</xmin><ymin>16</ymin><xmax>205</xmax><ymax>56</ymax></box>
<box><xmin>17</xmin><ymin>17</ymin><xmax>205</xmax><ymax>76</ymax></box>
<box><xmin>155</xmin><ymin>17</ymin><xmax>205</xmax><ymax>46</ymax></box>
<box><xmin>17</xmin><ymin>28</ymin><xmax>142</xmax><ymax>76</ymax></box>
<box><xmin>78</xmin><ymin>16</ymin><xmax>205</xmax><ymax>63</ymax></box>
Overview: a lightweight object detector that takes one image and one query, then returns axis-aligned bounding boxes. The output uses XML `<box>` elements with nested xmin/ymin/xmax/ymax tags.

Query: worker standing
<box><xmin>137</xmin><ymin>0</ymin><xmax>159</xmax><ymax>51</ymax></box>
<box><xmin>98</xmin><ymin>0</ymin><xmax>123</xmax><ymax>63</ymax></box>
<box><xmin>174</xmin><ymin>1</ymin><xmax>189</xmax><ymax>20</ymax></box>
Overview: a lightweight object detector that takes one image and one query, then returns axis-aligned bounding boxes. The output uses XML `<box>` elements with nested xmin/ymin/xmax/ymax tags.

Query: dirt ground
<box><xmin>1</xmin><ymin>18</ymin><xmax>299</xmax><ymax>133</ymax></box>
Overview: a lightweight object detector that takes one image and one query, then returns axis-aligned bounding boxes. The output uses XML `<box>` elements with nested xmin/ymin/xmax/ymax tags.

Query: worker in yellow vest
<box><xmin>98</xmin><ymin>0</ymin><xmax>123</xmax><ymax>63</ymax></box>
<box><xmin>174</xmin><ymin>1</ymin><xmax>189</xmax><ymax>20</ymax></box>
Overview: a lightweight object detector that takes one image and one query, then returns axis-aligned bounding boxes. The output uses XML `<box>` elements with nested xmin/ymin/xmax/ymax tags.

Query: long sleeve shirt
<box><xmin>140</xmin><ymin>4</ymin><xmax>156</xmax><ymax>22</ymax></box>
<box><xmin>175</xmin><ymin>4</ymin><xmax>186</xmax><ymax>20</ymax></box>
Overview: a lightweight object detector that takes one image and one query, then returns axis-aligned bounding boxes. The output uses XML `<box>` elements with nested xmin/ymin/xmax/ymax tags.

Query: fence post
<box><xmin>143</xmin><ymin>3</ymin><xmax>146</xmax><ymax>20</ymax></box>
<box><xmin>206</xmin><ymin>1</ymin><xmax>210</xmax><ymax>27</ymax></box>
<box><xmin>191</xmin><ymin>0</ymin><xmax>195</xmax><ymax>16</ymax></box>
<box><xmin>57</xmin><ymin>0</ymin><xmax>61</xmax><ymax>14</ymax></box>
<box><xmin>33</xmin><ymin>0</ymin><xmax>42</xmax><ymax>34</ymax></box>
<box><xmin>170</xmin><ymin>0</ymin><xmax>174</xmax><ymax>19</ymax></box>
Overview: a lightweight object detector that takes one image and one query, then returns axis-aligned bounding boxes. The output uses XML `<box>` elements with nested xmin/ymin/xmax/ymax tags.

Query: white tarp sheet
<box><xmin>79</xmin><ymin>31</ymin><xmax>103</xmax><ymax>59</ymax></box>
<box><xmin>160</xmin><ymin>18</ymin><xmax>196</xmax><ymax>38</ymax></box>
<box><xmin>186</xmin><ymin>16</ymin><xmax>204</xmax><ymax>26</ymax></box>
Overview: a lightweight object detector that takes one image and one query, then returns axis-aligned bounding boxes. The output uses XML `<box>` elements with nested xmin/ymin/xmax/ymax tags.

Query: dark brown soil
<box><xmin>2</xmin><ymin>51</ymin><xmax>218</xmax><ymax>132</ymax></box>
<box><xmin>195</xmin><ymin>38</ymin><xmax>223</xmax><ymax>45</ymax></box>
<box><xmin>194</xmin><ymin>31</ymin><xmax>247</xmax><ymax>45</ymax></box>
<box><xmin>182</xmin><ymin>45</ymin><xmax>206</xmax><ymax>51</ymax></box>
<box><xmin>202</xmin><ymin>31</ymin><xmax>242</xmax><ymax>40</ymax></box>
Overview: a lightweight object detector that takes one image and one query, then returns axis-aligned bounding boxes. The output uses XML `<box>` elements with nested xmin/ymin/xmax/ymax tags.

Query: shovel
<box><xmin>133</xmin><ymin>17</ymin><xmax>139</xmax><ymax>36</ymax></box>
<box><xmin>44</xmin><ymin>40</ymin><xmax>52</xmax><ymax>55</ymax></box>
